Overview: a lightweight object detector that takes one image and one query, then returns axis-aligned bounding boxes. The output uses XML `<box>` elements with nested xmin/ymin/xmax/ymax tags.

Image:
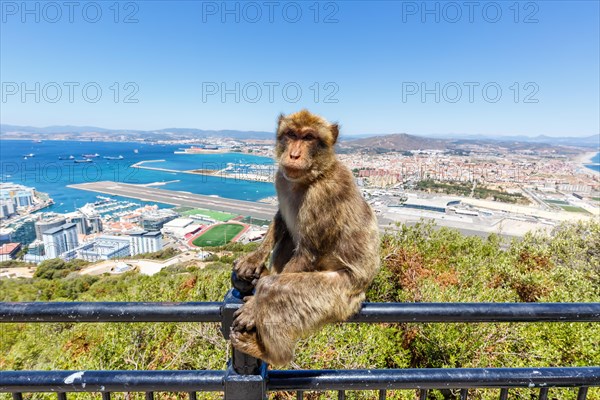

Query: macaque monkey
<box><xmin>230</xmin><ymin>110</ymin><xmax>380</xmax><ymax>366</ymax></box>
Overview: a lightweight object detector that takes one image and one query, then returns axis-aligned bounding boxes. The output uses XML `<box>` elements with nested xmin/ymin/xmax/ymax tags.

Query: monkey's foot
<box><xmin>230</xmin><ymin>330</ymin><xmax>266</xmax><ymax>361</ymax></box>
<box><xmin>232</xmin><ymin>297</ymin><xmax>257</xmax><ymax>332</ymax></box>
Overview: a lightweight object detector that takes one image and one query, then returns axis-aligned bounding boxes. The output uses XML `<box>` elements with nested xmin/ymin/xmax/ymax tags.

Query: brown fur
<box><xmin>231</xmin><ymin>110</ymin><xmax>380</xmax><ymax>366</ymax></box>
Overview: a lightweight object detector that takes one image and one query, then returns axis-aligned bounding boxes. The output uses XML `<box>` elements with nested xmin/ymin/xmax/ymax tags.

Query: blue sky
<box><xmin>1</xmin><ymin>0</ymin><xmax>599</xmax><ymax>137</ymax></box>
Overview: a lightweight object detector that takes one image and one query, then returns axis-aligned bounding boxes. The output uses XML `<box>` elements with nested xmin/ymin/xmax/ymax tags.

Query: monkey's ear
<box><xmin>277</xmin><ymin>113</ymin><xmax>285</xmax><ymax>127</ymax></box>
<box><xmin>330</xmin><ymin>123</ymin><xmax>340</xmax><ymax>144</ymax></box>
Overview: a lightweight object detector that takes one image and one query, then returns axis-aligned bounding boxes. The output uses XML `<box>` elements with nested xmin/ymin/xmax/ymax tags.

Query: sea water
<box><xmin>0</xmin><ymin>140</ymin><xmax>275</xmax><ymax>213</ymax></box>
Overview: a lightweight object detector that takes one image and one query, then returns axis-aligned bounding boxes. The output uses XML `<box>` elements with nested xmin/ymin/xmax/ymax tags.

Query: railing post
<box><xmin>221</xmin><ymin>272</ymin><xmax>267</xmax><ymax>400</ymax></box>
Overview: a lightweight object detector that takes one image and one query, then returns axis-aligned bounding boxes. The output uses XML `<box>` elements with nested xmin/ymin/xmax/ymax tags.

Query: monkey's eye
<box><xmin>303</xmin><ymin>134</ymin><xmax>315</xmax><ymax>141</ymax></box>
<box><xmin>286</xmin><ymin>131</ymin><xmax>298</xmax><ymax>139</ymax></box>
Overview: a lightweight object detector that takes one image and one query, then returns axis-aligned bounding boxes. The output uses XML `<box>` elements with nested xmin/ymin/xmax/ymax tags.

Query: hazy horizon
<box><xmin>1</xmin><ymin>122</ymin><xmax>599</xmax><ymax>140</ymax></box>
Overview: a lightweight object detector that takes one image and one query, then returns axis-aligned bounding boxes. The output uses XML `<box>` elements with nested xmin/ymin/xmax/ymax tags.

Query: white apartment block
<box><xmin>42</xmin><ymin>223</ymin><xmax>79</xmax><ymax>259</ymax></box>
<box><xmin>128</xmin><ymin>230</ymin><xmax>163</xmax><ymax>256</ymax></box>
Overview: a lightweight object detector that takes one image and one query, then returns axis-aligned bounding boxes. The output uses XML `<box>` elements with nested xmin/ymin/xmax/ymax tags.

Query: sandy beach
<box><xmin>573</xmin><ymin>151</ymin><xmax>599</xmax><ymax>164</ymax></box>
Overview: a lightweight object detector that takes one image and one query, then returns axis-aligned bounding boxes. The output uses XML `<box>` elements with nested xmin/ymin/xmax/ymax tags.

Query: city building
<box><xmin>35</xmin><ymin>214</ymin><xmax>67</xmax><ymax>240</ymax></box>
<box><xmin>143</xmin><ymin>231</ymin><xmax>163</xmax><ymax>253</ymax></box>
<box><xmin>390</xmin><ymin>195</ymin><xmax>461</xmax><ymax>213</ymax></box>
<box><xmin>128</xmin><ymin>230</ymin><xmax>164</xmax><ymax>256</ymax></box>
<box><xmin>0</xmin><ymin>183</ymin><xmax>34</xmax><ymax>209</ymax></box>
<box><xmin>86</xmin><ymin>215</ymin><xmax>103</xmax><ymax>234</ymax></box>
<box><xmin>0</xmin><ymin>199</ymin><xmax>16</xmax><ymax>219</ymax></box>
<box><xmin>75</xmin><ymin>235</ymin><xmax>131</xmax><ymax>262</ymax></box>
<box><xmin>140</xmin><ymin>209</ymin><xmax>178</xmax><ymax>231</ymax></box>
<box><xmin>27</xmin><ymin>240</ymin><xmax>45</xmax><ymax>256</ymax></box>
<box><xmin>558</xmin><ymin>183</ymin><xmax>592</xmax><ymax>193</ymax></box>
<box><xmin>0</xmin><ymin>228</ymin><xmax>12</xmax><ymax>244</ymax></box>
<box><xmin>0</xmin><ymin>243</ymin><xmax>21</xmax><ymax>261</ymax></box>
<box><xmin>67</xmin><ymin>212</ymin><xmax>89</xmax><ymax>235</ymax></box>
<box><xmin>42</xmin><ymin>223</ymin><xmax>79</xmax><ymax>259</ymax></box>
<box><xmin>1</xmin><ymin>218</ymin><xmax>36</xmax><ymax>245</ymax></box>
<box><xmin>161</xmin><ymin>218</ymin><xmax>202</xmax><ymax>239</ymax></box>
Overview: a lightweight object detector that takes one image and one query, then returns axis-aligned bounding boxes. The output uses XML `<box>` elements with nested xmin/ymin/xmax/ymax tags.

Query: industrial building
<box><xmin>75</xmin><ymin>236</ymin><xmax>131</xmax><ymax>262</ymax></box>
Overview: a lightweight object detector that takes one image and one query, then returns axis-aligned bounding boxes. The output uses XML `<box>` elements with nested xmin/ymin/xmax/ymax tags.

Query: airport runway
<box><xmin>69</xmin><ymin>181</ymin><xmax>514</xmax><ymax>239</ymax></box>
<box><xmin>69</xmin><ymin>181</ymin><xmax>279</xmax><ymax>220</ymax></box>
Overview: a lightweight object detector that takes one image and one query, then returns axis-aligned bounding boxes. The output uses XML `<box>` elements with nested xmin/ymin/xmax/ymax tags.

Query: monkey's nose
<box><xmin>289</xmin><ymin>153</ymin><xmax>300</xmax><ymax>160</ymax></box>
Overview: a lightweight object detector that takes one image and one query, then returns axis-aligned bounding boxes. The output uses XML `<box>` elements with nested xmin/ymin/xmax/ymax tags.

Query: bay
<box><xmin>585</xmin><ymin>152</ymin><xmax>600</xmax><ymax>173</ymax></box>
<box><xmin>0</xmin><ymin>140</ymin><xmax>276</xmax><ymax>213</ymax></box>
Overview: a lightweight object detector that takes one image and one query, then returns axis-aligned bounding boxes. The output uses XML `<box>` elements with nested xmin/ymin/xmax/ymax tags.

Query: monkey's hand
<box><xmin>232</xmin><ymin>296</ymin><xmax>256</xmax><ymax>332</ymax></box>
<box><xmin>233</xmin><ymin>253</ymin><xmax>268</xmax><ymax>286</ymax></box>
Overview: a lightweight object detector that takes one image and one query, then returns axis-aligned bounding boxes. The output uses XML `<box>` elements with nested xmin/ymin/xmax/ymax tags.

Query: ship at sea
<box><xmin>82</xmin><ymin>153</ymin><xmax>100</xmax><ymax>158</ymax></box>
<box><xmin>103</xmin><ymin>155</ymin><xmax>124</xmax><ymax>160</ymax></box>
<box><xmin>58</xmin><ymin>155</ymin><xmax>75</xmax><ymax>160</ymax></box>
<box><xmin>74</xmin><ymin>159</ymin><xmax>93</xmax><ymax>163</ymax></box>
<box><xmin>0</xmin><ymin>139</ymin><xmax>276</xmax><ymax>213</ymax></box>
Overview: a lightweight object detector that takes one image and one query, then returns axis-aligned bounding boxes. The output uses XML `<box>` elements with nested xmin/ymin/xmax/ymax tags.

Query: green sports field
<box><xmin>560</xmin><ymin>205</ymin><xmax>590</xmax><ymax>213</ymax></box>
<box><xmin>545</xmin><ymin>199</ymin><xmax>569</xmax><ymax>205</ymax></box>
<box><xmin>181</xmin><ymin>208</ymin><xmax>236</xmax><ymax>222</ymax></box>
<box><xmin>192</xmin><ymin>224</ymin><xmax>245</xmax><ymax>247</ymax></box>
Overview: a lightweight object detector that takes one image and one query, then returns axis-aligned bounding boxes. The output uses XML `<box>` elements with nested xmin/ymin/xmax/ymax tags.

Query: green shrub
<box><xmin>1</xmin><ymin>220</ymin><xmax>599</xmax><ymax>400</ymax></box>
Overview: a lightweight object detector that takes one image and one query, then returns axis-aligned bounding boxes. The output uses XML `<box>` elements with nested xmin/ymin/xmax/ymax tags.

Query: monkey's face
<box><xmin>275</xmin><ymin>110</ymin><xmax>339</xmax><ymax>183</ymax></box>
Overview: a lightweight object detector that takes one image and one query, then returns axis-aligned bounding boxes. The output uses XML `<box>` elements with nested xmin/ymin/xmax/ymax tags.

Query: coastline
<box><xmin>131</xmin><ymin>160</ymin><xmax>275</xmax><ymax>183</ymax></box>
<box><xmin>573</xmin><ymin>151</ymin><xmax>599</xmax><ymax>164</ymax></box>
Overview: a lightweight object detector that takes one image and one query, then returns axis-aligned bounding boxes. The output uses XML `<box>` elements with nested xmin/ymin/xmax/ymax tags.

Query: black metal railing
<box><xmin>1</xmin><ymin>272</ymin><xmax>599</xmax><ymax>399</ymax></box>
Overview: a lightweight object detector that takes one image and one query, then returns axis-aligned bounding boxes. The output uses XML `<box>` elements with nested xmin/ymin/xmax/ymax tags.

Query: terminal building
<box><xmin>389</xmin><ymin>195</ymin><xmax>461</xmax><ymax>213</ymax></box>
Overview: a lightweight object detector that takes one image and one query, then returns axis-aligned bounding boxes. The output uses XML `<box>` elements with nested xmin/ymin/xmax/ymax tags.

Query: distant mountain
<box><xmin>2</xmin><ymin>124</ymin><xmax>597</xmax><ymax>151</ymax></box>
<box><xmin>0</xmin><ymin>124</ymin><xmax>115</xmax><ymax>134</ymax></box>
<box><xmin>341</xmin><ymin>133</ymin><xmax>448</xmax><ymax>152</ymax></box>
<box><xmin>420</xmin><ymin>133</ymin><xmax>599</xmax><ymax>149</ymax></box>
<box><xmin>0</xmin><ymin>124</ymin><xmax>274</xmax><ymax>141</ymax></box>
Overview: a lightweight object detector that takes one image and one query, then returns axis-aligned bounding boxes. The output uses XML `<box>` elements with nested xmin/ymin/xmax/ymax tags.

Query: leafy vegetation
<box><xmin>0</xmin><ymin>260</ymin><xmax>36</xmax><ymax>268</ymax></box>
<box><xmin>33</xmin><ymin>258</ymin><xmax>90</xmax><ymax>280</ymax></box>
<box><xmin>415</xmin><ymin>180</ymin><xmax>529</xmax><ymax>204</ymax></box>
<box><xmin>128</xmin><ymin>247</ymin><xmax>180</xmax><ymax>260</ymax></box>
<box><xmin>0</xmin><ymin>220</ymin><xmax>598</xmax><ymax>400</ymax></box>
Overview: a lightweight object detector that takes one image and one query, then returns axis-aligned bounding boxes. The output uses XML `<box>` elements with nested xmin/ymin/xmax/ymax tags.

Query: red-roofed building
<box><xmin>0</xmin><ymin>242</ymin><xmax>22</xmax><ymax>261</ymax></box>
